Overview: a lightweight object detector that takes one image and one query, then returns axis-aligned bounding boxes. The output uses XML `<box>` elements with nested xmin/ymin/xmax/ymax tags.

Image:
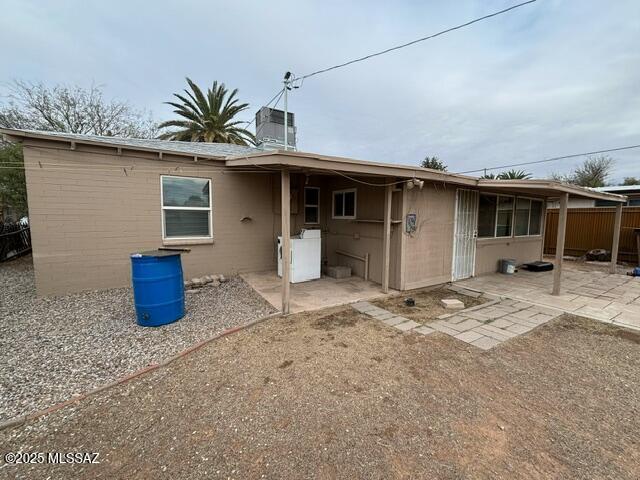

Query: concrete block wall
<box><xmin>23</xmin><ymin>140</ymin><xmax>277</xmax><ymax>295</ymax></box>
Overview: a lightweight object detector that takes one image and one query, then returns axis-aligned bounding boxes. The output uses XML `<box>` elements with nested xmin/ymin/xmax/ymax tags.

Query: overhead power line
<box><xmin>298</xmin><ymin>0</ymin><xmax>538</xmax><ymax>81</ymax></box>
<box><xmin>244</xmin><ymin>1</ymin><xmax>537</xmax><ymax>134</ymax></box>
<box><xmin>457</xmin><ymin>144</ymin><xmax>640</xmax><ymax>174</ymax></box>
<box><xmin>243</xmin><ymin>88</ymin><xmax>285</xmax><ymax>129</ymax></box>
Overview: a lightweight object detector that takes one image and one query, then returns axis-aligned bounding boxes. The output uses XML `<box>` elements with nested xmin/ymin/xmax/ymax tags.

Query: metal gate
<box><xmin>452</xmin><ymin>189</ymin><xmax>479</xmax><ymax>281</ymax></box>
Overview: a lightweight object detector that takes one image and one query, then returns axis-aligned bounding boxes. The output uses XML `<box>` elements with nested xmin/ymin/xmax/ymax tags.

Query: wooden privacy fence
<box><xmin>544</xmin><ymin>207</ymin><xmax>640</xmax><ymax>263</ymax></box>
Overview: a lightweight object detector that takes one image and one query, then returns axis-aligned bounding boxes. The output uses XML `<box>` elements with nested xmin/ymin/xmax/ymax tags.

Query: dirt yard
<box><xmin>1</xmin><ymin>307</ymin><xmax>639</xmax><ymax>479</ymax></box>
<box><xmin>372</xmin><ymin>286</ymin><xmax>486</xmax><ymax>323</ymax></box>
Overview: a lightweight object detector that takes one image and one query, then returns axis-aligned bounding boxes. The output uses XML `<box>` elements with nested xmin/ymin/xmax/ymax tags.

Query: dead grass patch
<box><xmin>372</xmin><ymin>285</ymin><xmax>486</xmax><ymax>323</ymax></box>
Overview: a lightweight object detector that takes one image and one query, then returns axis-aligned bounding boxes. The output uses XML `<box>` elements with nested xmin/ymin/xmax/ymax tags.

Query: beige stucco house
<box><xmin>1</xmin><ymin>128</ymin><xmax>627</xmax><ymax>313</ymax></box>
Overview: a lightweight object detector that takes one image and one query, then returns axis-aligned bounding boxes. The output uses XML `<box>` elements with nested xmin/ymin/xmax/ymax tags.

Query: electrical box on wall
<box><xmin>405</xmin><ymin>213</ymin><xmax>417</xmax><ymax>234</ymax></box>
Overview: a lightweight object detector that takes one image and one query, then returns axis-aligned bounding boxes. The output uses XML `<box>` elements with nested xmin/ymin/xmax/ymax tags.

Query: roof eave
<box><xmin>0</xmin><ymin>128</ymin><xmax>227</xmax><ymax>161</ymax></box>
<box><xmin>225</xmin><ymin>151</ymin><xmax>479</xmax><ymax>186</ymax></box>
<box><xmin>477</xmin><ymin>179</ymin><xmax>628</xmax><ymax>203</ymax></box>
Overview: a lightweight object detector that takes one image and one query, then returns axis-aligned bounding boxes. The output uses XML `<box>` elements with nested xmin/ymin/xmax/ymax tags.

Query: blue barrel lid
<box><xmin>131</xmin><ymin>249</ymin><xmax>183</xmax><ymax>258</ymax></box>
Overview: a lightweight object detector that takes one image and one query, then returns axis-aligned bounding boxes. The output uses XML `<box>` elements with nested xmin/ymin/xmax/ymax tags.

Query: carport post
<box><xmin>552</xmin><ymin>192</ymin><xmax>569</xmax><ymax>296</ymax></box>
<box><xmin>610</xmin><ymin>203</ymin><xmax>623</xmax><ymax>274</ymax></box>
<box><xmin>281</xmin><ymin>169</ymin><xmax>291</xmax><ymax>314</ymax></box>
<box><xmin>381</xmin><ymin>183</ymin><xmax>393</xmax><ymax>293</ymax></box>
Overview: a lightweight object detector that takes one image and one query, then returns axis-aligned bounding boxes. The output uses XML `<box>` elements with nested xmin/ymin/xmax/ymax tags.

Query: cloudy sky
<box><xmin>1</xmin><ymin>0</ymin><xmax>638</xmax><ymax>182</ymax></box>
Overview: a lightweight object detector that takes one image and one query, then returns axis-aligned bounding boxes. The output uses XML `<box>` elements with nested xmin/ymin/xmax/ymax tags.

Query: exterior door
<box><xmin>452</xmin><ymin>189</ymin><xmax>479</xmax><ymax>281</ymax></box>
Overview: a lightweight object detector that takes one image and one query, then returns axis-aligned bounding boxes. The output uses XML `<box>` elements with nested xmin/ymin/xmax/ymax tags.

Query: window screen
<box><xmin>161</xmin><ymin>176</ymin><xmax>212</xmax><ymax>239</ymax></box>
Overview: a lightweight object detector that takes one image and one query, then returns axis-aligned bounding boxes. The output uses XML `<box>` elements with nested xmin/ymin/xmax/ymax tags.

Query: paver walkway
<box><xmin>352</xmin><ymin>294</ymin><xmax>562</xmax><ymax>350</ymax></box>
<box><xmin>458</xmin><ymin>266</ymin><xmax>640</xmax><ymax>332</ymax></box>
<box><xmin>353</xmin><ymin>264</ymin><xmax>640</xmax><ymax>350</ymax></box>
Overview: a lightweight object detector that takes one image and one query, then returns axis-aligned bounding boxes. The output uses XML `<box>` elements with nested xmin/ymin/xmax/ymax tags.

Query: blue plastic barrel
<box><xmin>130</xmin><ymin>250</ymin><xmax>185</xmax><ymax>327</ymax></box>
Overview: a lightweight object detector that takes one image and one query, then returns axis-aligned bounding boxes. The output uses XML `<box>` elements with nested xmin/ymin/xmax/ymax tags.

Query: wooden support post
<box><xmin>381</xmin><ymin>184</ymin><xmax>393</xmax><ymax>293</ymax></box>
<box><xmin>281</xmin><ymin>169</ymin><xmax>291</xmax><ymax>314</ymax></box>
<box><xmin>552</xmin><ymin>193</ymin><xmax>569</xmax><ymax>296</ymax></box>
<box><xmin>610</xmin><ymin>203</ymin><xmax>623</xmax><ymax>274</ymax></box>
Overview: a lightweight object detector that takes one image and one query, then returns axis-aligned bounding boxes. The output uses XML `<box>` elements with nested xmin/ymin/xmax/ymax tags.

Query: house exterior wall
<box><xmin>400</xmin><ymin>184</ymin><xmax>545</xmax><ymax>283</ymax></box>
<box><xmin>21</xmin><ymin>137</ymin><xmax>549</xmax><ymax>297</ymax></box>
<box><xmin>323</xmin><ymin>177</ymin><xmax>402</xmax><ymax>288</ymax></box>
<box><xmin>401</xmin><ymin>183</ymin><xmax>457</xmax><ymax>290</ymax></box>
<box><xmin>474</xmin><ymin>188</ymin><xmax>545</xmax><ymax>275</ymax></box>
<box><xmin>475</xmin><ymin>237</ymin><xmax>543</xmax><ymax>275</ymax></box>
<box><xmin>273</xmin><ymin>174</ymin><xmax>402</xmax><ymax>288</ymax></box>
<box><xmin>22</xmin><ymin>140</ymin><xmax>277</xmax><ymax>295</ymax></box>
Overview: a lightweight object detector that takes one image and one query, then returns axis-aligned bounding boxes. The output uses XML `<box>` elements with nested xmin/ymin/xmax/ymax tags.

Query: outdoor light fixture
<box><xmin>406</xmin><ymin>178</ymin><xmax>424</xmax><ymax>190</ymax></box>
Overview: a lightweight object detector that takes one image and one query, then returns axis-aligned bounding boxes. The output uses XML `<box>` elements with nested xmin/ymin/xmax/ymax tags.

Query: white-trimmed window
<box><xmin>514</xmin><ymin>197</ymin><xmax>543</xmax><ymax>236</ymax></box>
<box><xmin>332</xmin><ymin>188</ymin><xmax>356</xmax><ymax>219</ymax></box>
<box><xmin>161</xmin><ymin>175</ymin><xmax>212</xmax><ymax>239</ymax></box>
<box><xmin>479</xmin><ymin>193</ymin><xmax>543</xmax><ymax>238</ymax></box>
<box><xmin>304</xmin><ymin>187</ymin><xmax>320</xmax><ymax>224</ymax></box>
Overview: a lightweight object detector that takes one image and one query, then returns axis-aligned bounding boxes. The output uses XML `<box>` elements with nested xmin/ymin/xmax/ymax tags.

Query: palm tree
<box><xmin>497</xmin><ymin>169</ymin><xmax>532</xmax><ymax>180</ymax></box>
<box><xmin>480</xmin><ymin>172</ymin><xmax>496</xmax><ymax>179</ymax></box>
<box><xmin>158</xmin><ymin>78</ymin><xmax>255</xmax><ymax>145</ymax></box>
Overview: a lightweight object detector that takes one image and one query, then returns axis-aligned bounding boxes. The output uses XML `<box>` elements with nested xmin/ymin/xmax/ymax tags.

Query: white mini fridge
<box><xmin>277</xmin><ymin>229</ymin><xmax>321</xmax><ymax>283</ymax></box>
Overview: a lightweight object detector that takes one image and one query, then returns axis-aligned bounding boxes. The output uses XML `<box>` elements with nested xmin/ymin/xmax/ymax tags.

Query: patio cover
<box><xmin>226</xmin><ymin>151</ymin><xmax>627</xmax><ymax>309</ymax></box>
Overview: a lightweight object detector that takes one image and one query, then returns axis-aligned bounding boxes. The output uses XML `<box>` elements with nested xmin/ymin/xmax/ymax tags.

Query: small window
<box><xmin>478</xmin><ymin>194</ymin><xmax>497</xmax><ymax>238</ymax></box>
<box><xmin>332</xmin><ymin>189</ymin><xmax>356</xmax><ymax>219</ymax></box>
<box><xmin>496</xmin><ymin>196</ymin><xmax>514</xmax><ymax>237</ymax></box>
<box><xmin>161</xmin><ymin>175</ymin><xmax>212</xmax><ymax>239</ymax></box>
<box><xmin>629</xmin><ymin>198</ymin><xmax>640</xmax><ymax>206</ymax></box>
<box><xmin>304</xmin><ymin>187</ymin><xmax>320</xmax><ymax>224</ymax></box>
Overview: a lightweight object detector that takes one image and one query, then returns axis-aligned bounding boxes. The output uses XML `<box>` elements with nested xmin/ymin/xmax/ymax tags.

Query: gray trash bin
<box><xmin>500</xmin><ymin>258</ymin><xmax>516</xmax><ymax>274</ymax></box>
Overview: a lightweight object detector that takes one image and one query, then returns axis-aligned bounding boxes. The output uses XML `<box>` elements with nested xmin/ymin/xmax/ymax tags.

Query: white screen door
<box><xmin>452</xmin><ymin>189</ymin><xmax>479</xmax><ymax>281</ymax></box>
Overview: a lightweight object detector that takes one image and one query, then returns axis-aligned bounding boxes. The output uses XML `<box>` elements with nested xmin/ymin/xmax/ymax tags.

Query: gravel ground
<box><xmin>1</xmin><ymin>307</ymin><xmax>638</xmax><ymax>479</ymax></box>
<box><xmin>0</xmin><ymin>256</ymin><xmax>276</xmax><ymax>423</ymax></box>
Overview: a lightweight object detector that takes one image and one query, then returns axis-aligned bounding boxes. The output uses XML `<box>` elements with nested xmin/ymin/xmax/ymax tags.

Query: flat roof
<box><xmin>1</xmin><ymin>128</ymin><xmax>627</xmax><ymax>203</ymax></box>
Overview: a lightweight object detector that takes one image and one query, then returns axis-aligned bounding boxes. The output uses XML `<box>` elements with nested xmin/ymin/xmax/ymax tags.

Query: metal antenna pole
<box><xmin>283</xmin><ymin>81</ymin><xmax>288</xmax><ymax>151</ymax></box>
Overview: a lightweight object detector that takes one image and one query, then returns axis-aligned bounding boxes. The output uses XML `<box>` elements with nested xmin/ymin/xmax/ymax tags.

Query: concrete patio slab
<box><xmin>454</xmin><ymin>330</ymin><xmax>485</xmax><ymax>343</ymax></box>
<box><xmin>395</xmin><ymin>320</ymin><xmax>421</xmax><ymax>332</ymax></box>
<box><xmin>471</xmin><ymin>336</ymin><xmax>502</xmax><ymax>350</ymax></box>
<box><xmin>458</xmin><ymin>262</ymin><xmax>640</xmax><ymax>332</ymax></box>
<box><xmin>414</xmin><ymin>326</ymin><xmax>436</xmax><ymax>335</ymax></box>
<box><xmin>383</xmin><ymin>316</ymin><xmax>408</xmax><ymax>326</ymax></box>
<box><xmin>243</xmin><ymin>271</ymin><xmax>397</xmax><ymax>314</ymax></box>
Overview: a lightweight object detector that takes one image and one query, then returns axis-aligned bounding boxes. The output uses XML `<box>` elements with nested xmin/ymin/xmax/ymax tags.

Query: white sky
<box><xmin>1</xmin><ymin>0</ymin><xmax>638</xmax><ymax>182</ymax></box>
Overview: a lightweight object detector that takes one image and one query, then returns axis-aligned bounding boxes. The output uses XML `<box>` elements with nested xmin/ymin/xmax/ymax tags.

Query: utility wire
<box><xmin>243</xmin><ymin>88</ymin><xmax>285</xmax><ymax>129</ymax></box>
<box><xmin>457</xmin><ymin>144</ymin><xmax>640</xmax><ymax>174</ymax></box>
<box><xmin>298</xmin><ymin>0</ymin><xmax>537</xmax><ymax>81</ymax></box>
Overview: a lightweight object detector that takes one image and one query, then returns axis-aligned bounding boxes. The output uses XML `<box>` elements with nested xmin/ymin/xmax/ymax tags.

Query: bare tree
<box><xmin>0</xmin><ymin>80</ymin><xmax>157</xmax><ymax>138</ymax></box>
<box><xmin>550</xmin><ymin>155</ymin><xmax>614</xmax><ymax>188</ymax></box>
